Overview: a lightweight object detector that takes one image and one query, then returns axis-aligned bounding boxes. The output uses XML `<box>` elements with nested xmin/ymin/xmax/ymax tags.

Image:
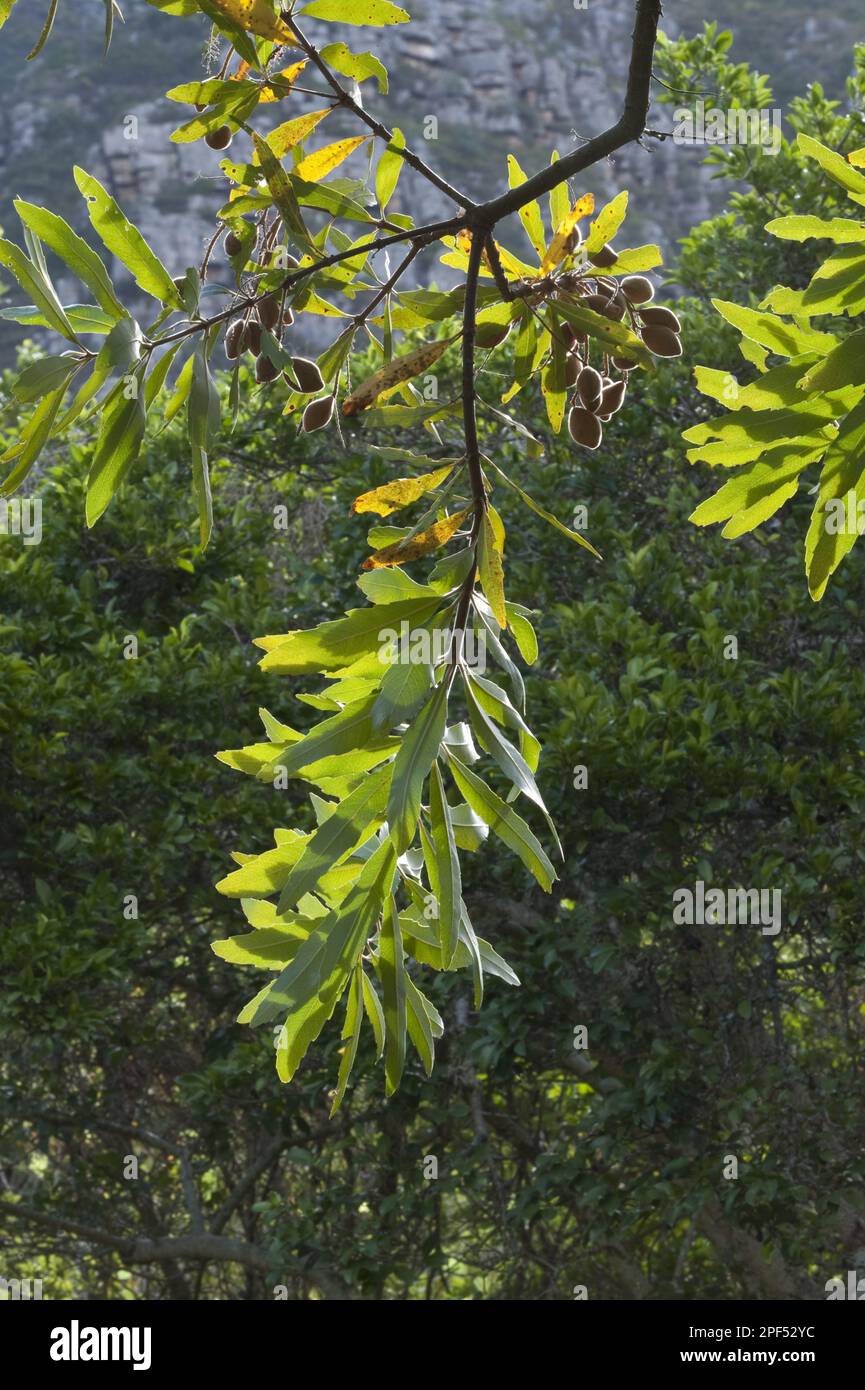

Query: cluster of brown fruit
<box><xmin>221</xmin><ymin>236</ymin><xmax>334</xmax><ymax>432</ymax></box>
<box><xmin>559</xmin><ymin>246</ymin><xmax>683</xmax><ymax>450</ymax></box>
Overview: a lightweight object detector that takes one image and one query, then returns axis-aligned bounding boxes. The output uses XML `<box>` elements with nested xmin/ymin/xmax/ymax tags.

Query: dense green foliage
<box><xmin>4</xmin><ymin>52</ymin><xmax>865</xmax><ymax>1293</ymax></box>
<box><xmin>2</xmin><ymin>12</ymin><xmax>865</xmax><ymax>1302</ymax></box>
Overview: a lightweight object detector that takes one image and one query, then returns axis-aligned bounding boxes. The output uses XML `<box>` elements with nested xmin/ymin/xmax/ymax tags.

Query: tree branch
<box><xmin>288</xmin><ymin>18</ymin><xmax>472</xmax><ymax>211</ymax></box>
<box><xmin>475</xmin><ymin>0</ymin><xmax>663</xmax><ymax>226</ymax></box>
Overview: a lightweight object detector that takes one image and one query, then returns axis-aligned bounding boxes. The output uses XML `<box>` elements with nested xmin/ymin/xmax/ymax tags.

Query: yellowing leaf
<box><xmin>258</xmin><ymin>108</ymin><xmax>332</xmax><ymax>160</ymax></box>
<box><xmin>352</xmin><ymin>464</ymin><xmax>456</xmax><ymax>517</ymax></box>
<box><xmin>251</xmin><ymin>133</ymin><xmax>313</xmax><ymax>247</ymax></box>
<box><xmin>261</xmin><ymin>60</ymin><xmax>307</xmax><ymax>99</ymax></box>
<box><xmin>295</xmin><ymin>135</ymin><xmax>368</xmax><ymax>182</ymax></box>
<box><xmin>541</xmin><ymin>193</ymin><xmax>595</xmax><ymax>274</ymax></box>
<box><xmin>849</xmin><ymin>146</ymin><xmax>865</xmax><ymax>169</ymax></box>
<box><xmin>507</xmin><ymin>154</ymin><xmax>546</xmax><ymax>261</ymax></box>
<box><xmin>208</xmin><ymin>0</ymin><xmax>295</xmax><ymax>43</ymax></box>
<box><xmin>302</xmin><ymin>0</ymin><xmax>409</xmax><ymax>24</ymax></box>
<box><xmin>477</xmin><ymin>511</ymin><xmax>506</xmax><ymax>627</ymax></box>
<box><xmin>362</xmin><ymin>508</ymin><xmax>471</xmax><ymax>569</ymax></box>
<box><xmin>343</xmin><ymin>336</ymin><xmax>457</xmax><ymax>416</ymax></box>
<box><xmin>585</xmin><ymin>190</ymin><xmax>629</xmax><ymax>254</ymax></box>
<box><xmin>224</xmin><ymin>0</ymin><xmax>295</xmax><ymax>43</ymax></box>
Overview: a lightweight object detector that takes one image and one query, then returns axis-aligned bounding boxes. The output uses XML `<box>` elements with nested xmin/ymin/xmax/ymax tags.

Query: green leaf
<box><xmin>444</xmin><ymin>749</ymin><xmax>556</xmax><ymax>892</ymax></box>
<box><xmin>765</xmin><ymin>214</ymin><xmax>865</xmax><ymax>243</ymax></box>
<box><xmin>330</xmin><ymin>968</ymin><xmax>364</xmax><ymax>1114</ymax></box>
<box><xmin>486</xmin><ymin>458</ymin><xmax>602</xmax><ymax>559</ymax></box>
<box><xmin>188</xmin><ymin>345</ymin><xmax>221</xmax><ymax>448</ymax></box>
<box><xmin>405</xmin><ymin>975</ymin><xmax>438</xmax><ymax>1075</ymax></box>
<box><xmin>13</xmin><ymin>200</ymin><xmax>125</xmax><ymax>318</ymax></box>
<box><xmin>387</xmin><ymin>682</ymin><xmax>448</xmax><ymax>853</ymax></box>
<box><xmin>302</xmin><ymin>0</ymin><xmax>409</xmax><ymax>23</ymax></box>
<box><xmin>85</xmin><ymin>383</ymin><xmax>146</xmax><ymax>526</ymax></box>
<box><xmin>259</xmin><ymin>597</ymin><xmax>442</xmax><ymax>675</ymax></box>
<box><xmin>465</xmin><ymin>677</ymin><xmax>547</xmax><ymax>814</ymax></box>
<box><xmin>805</xmin><ymin>396</ymin><xmax>865</xmax><ymax>600</ymax></box>
<box><xmin>0</xmin><ymin>383</ymin><xmax>69</xmax><ymax>497</ymax></box>
<box><xmin>216</xmin><ymin>835</ymin><xmax>311</xmax><ymax>899</ymax></box>
<box><xmin>710</xmin><ymin>299</ymin><xmax>836</xmax><ymax>357</ymax></box>
<box><xmin>585</xmin><ymin>190</ymin><xmax>628</xmax><ymax>253</ymax></box>
<box><xmin>361</xmin><ymin>970</ymin><xmax>386</xmax><ymax>1058</ymax></box>
<box><xmin>425</xmin><ymin>762</ymin><xmax>461</xmax><ymax>967</ymax></box>
<box><xmin>357</xmin><ymin>566</ymin><xmax>437</xmax><ymax>604</ymax></box>
<box><xmin>211</xmin><ymin>918</ymin><xmax>313</xmax><ymax>968</ymax></box>
<box><xmin>0</xmin><ymin>303</ymin><xmax>116</xmax><ymax>335</ymax></box>
<box><xmin>375</xmin><ymin>127</ymin><xmax>405</xmax><ymax>212</ymax></box>
<box><xmin>507</xmin><ymin>607</ymin><xmax>538</xmax><ymax>664</ymax></box>
<box><xmin>689</xmin><ymin>448</ymin><xmax>815</xmax><ymax>539</ymax></box>
<box><xmin>555</xmin><ymin>298</ymin><xmax>653</xmax><ymax>367</ymax></box>
<box><xmin>191</xmin><ymin>446</ymin><xmax>213</xmax><ymax>549</ymax></box>
<box><xmin>240</xmin><ymin>841</ymin><xmax>395</xmax><ymax>1089</ymax></box>
<box><xmin>269</xmin><ymin>694</ymin><xmax>394</xmax><ymax>782</ymax></box>
<box><xmin>0</xmin><ymin>238</ymin><xmax>78</xmax><ymax>342</ymax></box>
<box><xmin>372</xmin><ymin>655</ymin><xmax>434</xmax><ymax>732</ymax></box>
<box><xmin>277</xmin><ymin>764</ymin><xmax>392</xmax><ymax>911</ymax></box>
<box><xmin>606</xmin><ymin>245</ymin><xmax>662</xmax><ymax>274</ymax></box>
<box><xmin>379</xmin><ymin>896</ymin><xmax>407</xmax><ymax>1095</ymax></box>
<box><xmin>797</xmin><ymin>330</ymin><xmax>865</xmax><ymax>394</ymax></box>
<box><xmin>321</xmin><ymin>42</ymin><xmax>388</xmax><ymax>92</ymax></box>
<box><xmin>797</xmin><ymin>133</ymin><xmax>865</xmax><ymax>199</ymax></box>
<box><xmin>477</xmin><ymin>511</ymin><xmax>506</xmax><ymax>628</ymax></box>
<box><xmin>73</xmin><ymin>168</ymin><xmax>183</xmax><ymax>309</ymax></box>
<box><xmin>12</xmin><ymin>356</ymin><xmax>78</xmax><ymax>404</ymax></box>
<box><xmin>26</xmin><ymin>0</ymin><xmax>58</xmax><ymax>59</ymax></box>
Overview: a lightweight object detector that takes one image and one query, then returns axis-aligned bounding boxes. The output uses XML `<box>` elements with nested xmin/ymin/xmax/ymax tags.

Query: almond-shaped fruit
<box><xmin>291</xmin><ymin>357</ymin><xmax>324</xmax><ymax>394</ymax></box>
<box><xmin>641</xmin><ymin>324</ymin><xmax>683</xmax><ymax>358</ymax></box>
<box><xmin>576</xmin><ymin>364</ymin><xmax>603</xmax><ymax>412</ymax></box>
<box><xmin>568</xmin><ymin>406</ymin><xmax>603</xmax><ymax>449</ymax></box>
<box><xmin>621</xmin><ymin>275</ymin><xmax>654</xmax><ymax>305</ymax></box>
<box><xmin>302</xmin><ymin>396</ymin><xmax>335</xmax><ymax>432</ymax></box>
<box><xmin>639</xmin><ymin>305</ymin><xmax>681</xmax><ymax>332</ymax></box>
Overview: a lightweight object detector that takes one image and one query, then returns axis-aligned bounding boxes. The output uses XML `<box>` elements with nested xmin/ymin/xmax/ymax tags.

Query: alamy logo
<box><xmin>673</xmin><ymin>100</ymin><xmax>782</xmax><ymax>156</ymax></box>
<box><xmin>49</xmin><ymin>1321</ymin><xmax>152</xmax><ymax>1371</ymax></box>
<box><xmin>825</xmin><ymin>1271</ymin><xmax>865</xmax><ymax>1300</ymax></box>
<box><xmin>0</xmin><ymin>497</ymin><xmax>42</xmax><ymax>545</ymax></box>
<box><xmin>672</xmin><ymin>880</ymin><xmax>781</xmax><ymax>936</ymax></box>
<box><xmin>378</xmin><ymin>621</ymin><xmax>487</xmax><ymax>673</ymax></box>
<box><xmin>0</xmin><ymin>1276</ymin><xmax>42</xmax><ymax>1299</ymax></box>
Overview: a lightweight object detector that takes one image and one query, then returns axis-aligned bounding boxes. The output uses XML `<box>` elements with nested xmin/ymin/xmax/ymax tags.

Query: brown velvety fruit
<box><xmin>588</xmin><ymin>243</ymin><xmax>618</xmax><ymax>268</ymax></box>
<box><xmin>639</xmin><ymin>305</ymin><xmax>681</xmax><ymax>332</ymax></box>
<box><xmin>291</xmin><ymin>357</ymin><xmax>324</xmax><ymax>394</ymax></box>
<box><xmin>641</xmin><ymin>324</ymin><xmax>683</xmax><ymax>358</ymax></box>
<box><xmin>256</xmin><ymin>293</ymin><xmax>280</xmax><ymax>332</ymax></box>
<box><xmin>302</xmin><ymin>397</ymin><xmax>335</xmax><ymax>432</ymax></box>
<box><xmin>612</xmin><ymin>354</ymin><xmax>636</xmax><ymax>371</ymax></box>
<box><xmin>600</xmin><ymin>379</ymin><xmax>627</xmax><ymax>415</ymax></box>
<box><xmin>225</xmin><ymin>230</ymin><xmax>243</xmax><ymax>258</ymax></box>
<box><xmin>621</xmin><ymin>275</ymin><xmax>654</xmax><ymax>305</ymax></box>
<box><xmin>246</xmin><ymin>321</ymin><xmax>262</xmax><ymax>357</ymax></box>
<box><xmin>601</xmin><ymin>296</ymin><xmax>626</xmax><ymax>321</ymax></box>
<box><xmin>225</xmin><ymin>321</ymin><xmax>245</xmax><ymax>360</ymax></box>
<box><xmin>564</xmin><ymin>353</ymin><xmax>581</xmax><ymax>389</ymax></box>
<box><xmin>475</xmin><ymin>321</ymin><xmax>511</xmax><ymax>350</ymax></box>
<box><xmin>255</xmin><ymin>354</ymin><xmax>280</xmax><ymax>385</ymax></box>
<box><xmin>205</xmin><ymin>125</ymin><xmax>232</xmax><ymax>151</ymax></box>
<box><xmin>576</xmin><ymin>365</ymin><xmax>603</xmax><ymax>413</ymax></box>
<box><xmin>568</xmin><ymin>406</ymin><xmax>603</xmax><ymax>449</ymax></box>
